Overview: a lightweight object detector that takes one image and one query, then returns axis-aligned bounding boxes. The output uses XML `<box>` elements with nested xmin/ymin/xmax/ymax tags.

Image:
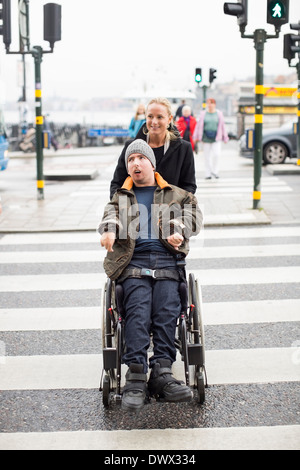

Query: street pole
<box><xmin>202</xmin><ymin>85</ymin><xmax>207</xmax><ymax>110</ymax></box>
<box><xmin>253</xmin><ymin>29</ymin><xmax>267</xmax><ymax>209</ymax></box>
<box><xmin>240</xmin><ymin>25</ymin><xmax>279</xmax><ymax>210</ymax></box>
<box><xmin>285</xmin><ymin>22</ymin><xmax>300</xmax><ymax>165</ymax></box>
<box><xmin>32</xmin><ymin>46</ymin><xmax>44</xmax><ymax>200</ymax></box>
<box><xmin>297</xmin><ymin>24</ymin><xmax>300</xmax><ymax>166</ymax></box>
<box><xmin>2</xmin><ymin>1</ymin><xmax>61</xmax><ymax>200</ymax></box>
<box><xmin>297</xmin><ymin>59</ymin><xmax>300</xmax><ymax>166</ymax></box>
<box><xmin>224</xmin><ymin>1</ymin><xmax>285</xmax><ymax>210</ymax></box>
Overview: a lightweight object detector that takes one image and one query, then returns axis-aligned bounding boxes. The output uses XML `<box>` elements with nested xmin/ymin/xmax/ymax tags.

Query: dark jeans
<box><xmin>121</xmin><ymin>252</ymin><xmax>181</xmax><ymax>373</ymax></box>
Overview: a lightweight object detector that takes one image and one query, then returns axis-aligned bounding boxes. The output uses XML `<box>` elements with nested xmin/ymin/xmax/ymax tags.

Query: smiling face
<box><xmin>127</xmin><ymin>153</ymin><xmax>156</xmax><ymax>187</ymax></box>
<box><xmin>146</xmin><ymin>103</ymin><xmax>172</xmax><ymax>141</ymax></box>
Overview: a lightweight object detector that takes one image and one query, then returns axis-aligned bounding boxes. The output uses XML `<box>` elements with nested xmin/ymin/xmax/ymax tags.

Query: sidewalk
<box><xmin>1</xmin><ymin>142</ymin><xmax>295</xmax><ymax>234</ymax></box>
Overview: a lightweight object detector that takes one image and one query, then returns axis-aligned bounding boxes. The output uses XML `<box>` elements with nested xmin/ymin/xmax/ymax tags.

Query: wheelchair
<box><xmin>100</xmin><ymin>270</ymin><xmax>208</xmax><ymax>407</ymax></box>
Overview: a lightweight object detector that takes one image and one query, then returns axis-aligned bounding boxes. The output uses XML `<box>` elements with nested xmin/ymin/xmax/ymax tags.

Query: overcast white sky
<box><xmin>0</xmin><ymin>0</ymin><xmax>299</xmax><ymax>103</ymax></box>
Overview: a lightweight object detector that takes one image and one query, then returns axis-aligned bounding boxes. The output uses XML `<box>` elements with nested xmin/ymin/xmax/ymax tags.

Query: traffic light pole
<box><xmin>253</xmin><ymin>29</ymin><xmax>267</xmax><ymax>209</ymax></box>
<box><xmin>32</xmin><ymin>46</ymin><xmax>44</xmax><ymax>200</ymax></box>
<box><xmin>224</xmin><ymin>1</ymin><xmax>287</xmax><ymax>210</ymax></box>
<box><xmin>1</xmin><ymin>1</ymin><xmax>61</xmax><ymax>200</ymax></box>
<box><xmin>202</xmin><ymin>85</ymin><xmax>207</xmax><ymax>110</ymax></box>
<box><xmin>298</xmin><ymin>60</ymin><xmax>300</xmax><ymax>166</ymax></box>
<box><xmin>295</xmin><ymin>24</ymin><xmax>300</xmax><ymax>165</ymax></box>
<box><xmin>240</xmin><ymin>28</ymin><xmax>279</xmax><ymax>210</ymax></box>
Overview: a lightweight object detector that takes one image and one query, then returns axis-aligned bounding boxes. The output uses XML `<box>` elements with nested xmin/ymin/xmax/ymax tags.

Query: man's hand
<box><xmin>167</xmin><ymin>233</ymin><xmax>184</xmax><ymax>250</ymax></box>
<box><xmin>101</xmin><ymin>232</ymin><xmax>116</xmax><ymax>252</ymax></box>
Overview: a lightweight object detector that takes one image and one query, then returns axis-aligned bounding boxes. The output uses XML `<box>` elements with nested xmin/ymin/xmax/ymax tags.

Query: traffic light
<box><xmin>223</xmin><ymin>0</ymin><xmax>248</xmax><ymax>28</ymax></box>
<box><xmin>195</xmin><ymin>68</ymin><xmax>202</xmax><ymax>83</ymax></box>
<box><xmin>284</xmin><ymin>33</ymin><xmax>300</xmax><ymax>63</ymax></box>
<box><xmin>209</xmin><ymin>68</ymin><xmax>217</xmax><ymax>84</ymax></box>
<box><xmin>267</xmin><ymin>0</ymin><xmax>289</xmax><ymax>29</ymax></box>
<box><xmin>0</xmin><ymin>0</ymin><xmax>11</xmax><ymax>51</ymax></box>
<box><xmin>44</xmin><ymin>3</ymin><xmax>62</xmax><ymax>50</ymax></box>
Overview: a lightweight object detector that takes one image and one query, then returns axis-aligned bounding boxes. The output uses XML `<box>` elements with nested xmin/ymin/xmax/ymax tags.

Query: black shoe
<box><xmin>212</xmin><ymin>173</ymin><xmax>219</xmax><ymax>179</ymax></box>
<box><xmin>148</xmin><ymin>359</ymin><xmax>192</xmax><ymax>403</ymax></box>
<box><xmin>122</xmin><ymin>364</ymin><xmax>148</xmax><ymax>412</ymax></box>
<box><xmin>205</xmin><ymin>176</ymin><xmax>212</xmax><ymax>180</ymax></box>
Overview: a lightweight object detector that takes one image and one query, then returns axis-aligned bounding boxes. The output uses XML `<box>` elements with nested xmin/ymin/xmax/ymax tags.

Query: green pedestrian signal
<box><xmin>271</xmin><ymin>2</ymin><xmax>283</xmax><ymax>18</ymax></box>
<box><xmin>195</xmin><ymin>68</ymin><xmax>202</xmax><ymax>83</ymax></box>
<box><xmin>267</xmin><ymin>0</ymin><xmax>289</xmax><ymax>29</ymax></box>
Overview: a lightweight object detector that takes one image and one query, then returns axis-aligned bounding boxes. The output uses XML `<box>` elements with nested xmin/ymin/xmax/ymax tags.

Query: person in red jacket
<box><xmin>176</xmin><ymin>105</ymin><xmax>197</xmax><ymax>151</ymax></box>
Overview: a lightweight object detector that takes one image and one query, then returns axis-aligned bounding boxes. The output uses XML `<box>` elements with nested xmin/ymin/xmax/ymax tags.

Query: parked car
<box><xmin>239</xmin><ymin>120</ymin><xmax>298</xmax><ymax>164</ymax></box>
<box><xmin>0</xmin><ymin>110</ymin><xmax>9</xmax><ymax>171</ymax></box>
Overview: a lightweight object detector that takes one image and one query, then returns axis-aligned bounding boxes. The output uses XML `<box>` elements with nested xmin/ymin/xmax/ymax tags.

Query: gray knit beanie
<box><xmin>125</xmin><ymin>139</ymin><xmax>156</xmax><ymax>171</ymax></box>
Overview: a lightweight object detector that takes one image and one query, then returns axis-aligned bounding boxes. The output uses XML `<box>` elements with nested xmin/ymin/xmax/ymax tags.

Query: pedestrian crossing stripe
<box><xmin>0</xmin><ymin>425</ymin><xmax>299</xmax><ymax>451</ymax></box>
<box><xmin>1</xmin><ymin>299</ymin><xmax>299</xmax><ymax>332</ymax></box>
<box><xmin>1</xmin><ymin>266</ymin><xmax>299</xmax><ymax>292</ymax></box>
<box><xmin>1</xmin><ymin>225</ymin><xmax>300</xmax><ymax>246</ymax></box>
<box><xmin>1</xmin><ymin>348</ymin><xmax>299</xmax><ymax>390</ymax></box>
<box><xmin>1</xmin><ymin>243</ymin><xmax>300</xmax><ymax>265</ymax></box>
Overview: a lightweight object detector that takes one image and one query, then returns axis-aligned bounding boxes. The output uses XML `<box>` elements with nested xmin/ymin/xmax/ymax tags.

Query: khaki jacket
<box><xmin>98</xmin><ymin>173</ymin><xmax>203</xmax><ymax>280</ymax></box>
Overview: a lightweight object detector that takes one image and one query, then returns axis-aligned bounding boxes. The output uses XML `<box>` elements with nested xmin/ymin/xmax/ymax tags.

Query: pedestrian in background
<box><xmin>174</xmin><ymin>99</ymin><xmax>186</xmax><ymax>120</ymax></box>
<box><xmin>110</xmin><ymin>97</ymin><xmax>196</xmax><ymax>199</ymax></box>
<box><xmin>176</xmin><ymin>105</ymin><xmax>197</xmax><ymax>151</ymax></box>
<box><xmin>43</xmin><ymin>114</ymin><xmax>59</xmax><ymax>151</ymax></box>
<box><xmin>193</xmin><ymin>98</ymin><xmax>229</xmax><ymax>179</ymax></box>
<box><xmin>128</xmin><ymin>104</ymin><xmax>146</xmax><ymax>138</ymax></box>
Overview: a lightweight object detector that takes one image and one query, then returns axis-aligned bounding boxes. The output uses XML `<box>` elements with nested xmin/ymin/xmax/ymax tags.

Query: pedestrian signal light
<box><xmin>267</xmin><ymin>0</ymin><xmax>289</xmax><ymax>29</ymax></box>
<box><xmin>209</xmin><ymin>68</ymin><xmax>217</xmax><ymax>84</ymax></box>
<box><xmin>195</xmin><ymin>68</ymin><xmax>202</xmax><ymax>83</ymax></box>
<box><xmin>0</xmin><ymin>0</ymin><xmax>11</xmax><ymax>51</ymax></box>
<box><xmin>223</xmin><ymin>0</ymin><xmax>248</xmax><ymax>28</ymax></box>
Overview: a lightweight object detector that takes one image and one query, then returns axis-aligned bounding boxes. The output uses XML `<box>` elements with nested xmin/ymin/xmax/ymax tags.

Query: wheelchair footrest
<box><xmin>188</xmin><ymin>344</ymin><xmax>204</xmax><ymax>366</ymax></box>
<box><xmin>103</xmin><ymin>348</ymin><xmax>117</xmax><ymax>370</ymax></box>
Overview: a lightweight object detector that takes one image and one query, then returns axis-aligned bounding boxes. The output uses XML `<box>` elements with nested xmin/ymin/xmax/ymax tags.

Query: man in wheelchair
<box><xmin>99</xmin><ymin>140</ymin><xmax>202</xmax><ymax>411</ymax></box>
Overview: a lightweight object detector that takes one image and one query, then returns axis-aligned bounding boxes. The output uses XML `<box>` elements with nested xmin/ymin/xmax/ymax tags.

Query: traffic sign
<box><xmin>88</xmin><ymin>128</ymin><xmax>129</xmax><ymax>138</ymax></box>
<box><xmin>264</xmin><ymin>86</ymin><xmax>297</xmax><ymax>98</ymax></box>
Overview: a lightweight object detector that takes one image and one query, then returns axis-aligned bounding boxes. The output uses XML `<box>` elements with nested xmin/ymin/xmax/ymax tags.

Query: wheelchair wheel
<box><xmin>180</xmin><ymin>316</ymin><xmax>190</xmax><ymax>387</ymax></box>
<box><xmin>188</xmin><ymin>273</ymin><xmax>207</xmax><ymax>404</ymax></box>
<box><xmin>101</xmin><ymin>278</ymin><xmax>117</xmax><ymax>406</ymax></box>
<box><xmin>102</xmin><ymin>278</ymin><xmax>114</xmax><ymax>348</ymax></box>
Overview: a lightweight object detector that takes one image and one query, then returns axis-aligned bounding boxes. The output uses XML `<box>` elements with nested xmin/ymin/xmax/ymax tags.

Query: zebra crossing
<box><xmin>0</xmin><ymin>225</ymin><xmax>299</xmax><ymax>450</ymax></box>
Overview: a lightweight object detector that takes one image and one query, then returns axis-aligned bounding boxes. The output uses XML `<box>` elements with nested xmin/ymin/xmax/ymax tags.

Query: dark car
<box><xmin>239</xmin><ymin>120</ymin><xmax>298</xmax><ymax>164</ymax></box>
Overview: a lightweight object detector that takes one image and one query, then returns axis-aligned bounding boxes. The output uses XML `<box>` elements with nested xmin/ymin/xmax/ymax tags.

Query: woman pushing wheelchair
<box><xmin>98</xmin><ymin>139</ymin><xmax>203</xmax><ymax>412</ymax></box>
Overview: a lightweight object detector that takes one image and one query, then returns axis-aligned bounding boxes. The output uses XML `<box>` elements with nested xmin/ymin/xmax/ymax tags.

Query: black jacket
<box><xmin>110</xmin><ymin>125</ymin><xmax>197</xmax><ymax>199</ymax></box>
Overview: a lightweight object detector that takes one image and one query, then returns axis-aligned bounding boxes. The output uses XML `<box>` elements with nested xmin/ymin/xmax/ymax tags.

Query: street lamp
<box><xmin>1</xmin><ymin>1</ymin><xmax>62</xmax><ymax>200</ymax></box>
